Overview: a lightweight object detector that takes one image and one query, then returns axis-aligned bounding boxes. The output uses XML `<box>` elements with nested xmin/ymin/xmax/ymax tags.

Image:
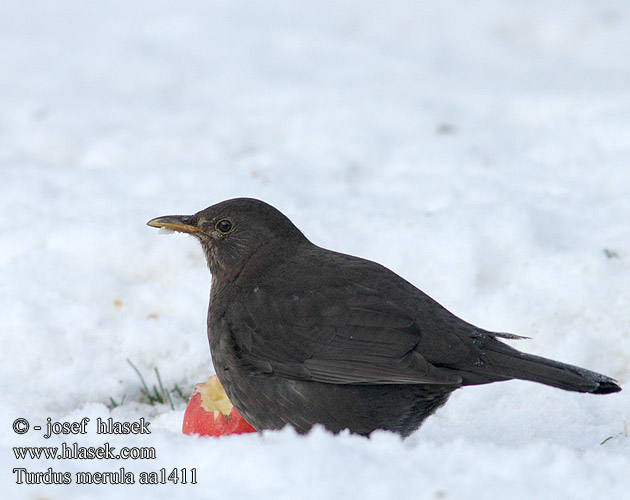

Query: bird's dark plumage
<box><xmin>148</xmin><ymin>198</ymin><xmax>621</xmax><ymax>437</ymax></box>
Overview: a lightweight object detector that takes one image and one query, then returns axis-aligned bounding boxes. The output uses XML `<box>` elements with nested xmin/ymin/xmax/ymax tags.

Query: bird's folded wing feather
<box><xmin>226</xmin><ymin>286</ymin><xmax>462</xmax><ymax>385</ymax></box>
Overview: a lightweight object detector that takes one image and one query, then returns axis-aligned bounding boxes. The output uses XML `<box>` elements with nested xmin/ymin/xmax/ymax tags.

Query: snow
<box><xmin>1</xmin><ymin>0</ymin><xmax>629</xmax><ymax>498</ymax></box>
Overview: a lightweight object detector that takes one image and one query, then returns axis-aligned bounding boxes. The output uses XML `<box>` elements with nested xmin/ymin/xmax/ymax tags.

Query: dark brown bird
<box><xmin>148</xmin><ymin>198</ymin><xmax>621</xmax><ymax>437</ymax></box>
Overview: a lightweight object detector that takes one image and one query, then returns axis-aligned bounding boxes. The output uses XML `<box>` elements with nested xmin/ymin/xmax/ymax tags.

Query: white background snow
<box><xmin>1</xmin><ymin>1</ymin><xmax>629</xmax><ymax>498</ymax></box>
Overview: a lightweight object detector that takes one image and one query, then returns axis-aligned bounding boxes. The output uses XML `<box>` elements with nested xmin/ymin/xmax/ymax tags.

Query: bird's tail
<box><xmin>465</xmin><ymin>337</ymin><xmax>621</xmax><ymax>394</ymax></box>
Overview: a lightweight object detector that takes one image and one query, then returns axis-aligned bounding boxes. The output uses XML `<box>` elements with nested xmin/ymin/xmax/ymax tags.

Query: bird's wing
<box><xmin>225</xmin><ymin>285</ymin><xmax>462</xmax><ymax>386</ymax></box>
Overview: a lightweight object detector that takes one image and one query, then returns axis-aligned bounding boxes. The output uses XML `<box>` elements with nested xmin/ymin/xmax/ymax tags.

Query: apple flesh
<box><xmin>182</xmin><ymin>375</ymin><xmax>257</xmax><ymax>436</ymax></box>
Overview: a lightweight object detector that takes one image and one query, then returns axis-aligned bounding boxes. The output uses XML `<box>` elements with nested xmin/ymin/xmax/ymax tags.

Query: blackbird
<box><xmin>148</xmin><ymin>198</ymin><xmax>621</xmax><ymax>437</ymax></box>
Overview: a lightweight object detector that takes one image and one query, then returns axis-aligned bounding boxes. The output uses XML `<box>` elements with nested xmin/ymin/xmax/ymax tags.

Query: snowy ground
<box><xmin>1</xmin><ymin>1</ymin><xmax>629</xmax><ymax>498</ymax></box>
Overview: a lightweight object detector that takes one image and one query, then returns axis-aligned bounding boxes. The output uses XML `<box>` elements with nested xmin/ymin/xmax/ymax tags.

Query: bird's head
<box><xmin>147</xmin><ymin>198</ymin><xmax>306</xmax><ymax>279</ymax></box>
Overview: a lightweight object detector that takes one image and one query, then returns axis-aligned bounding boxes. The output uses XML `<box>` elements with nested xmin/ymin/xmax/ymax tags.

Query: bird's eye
<box><xmin>215</xmin><ymin>218</ymin><xmax>233</xmax><ymax>233</ymax></box>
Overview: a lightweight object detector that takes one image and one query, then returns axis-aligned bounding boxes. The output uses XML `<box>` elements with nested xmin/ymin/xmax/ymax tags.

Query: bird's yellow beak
<box><xmin>146</xmin><ymin>215</ymin><xmax>202</xmax><ymax>234</ymax></box>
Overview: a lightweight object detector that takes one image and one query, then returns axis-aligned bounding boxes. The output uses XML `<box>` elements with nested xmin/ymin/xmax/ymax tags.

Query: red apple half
<box><xmin>182</xmin><ymin>375</ymin><xmax>257</xmax><ymax>436</ymax></box>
